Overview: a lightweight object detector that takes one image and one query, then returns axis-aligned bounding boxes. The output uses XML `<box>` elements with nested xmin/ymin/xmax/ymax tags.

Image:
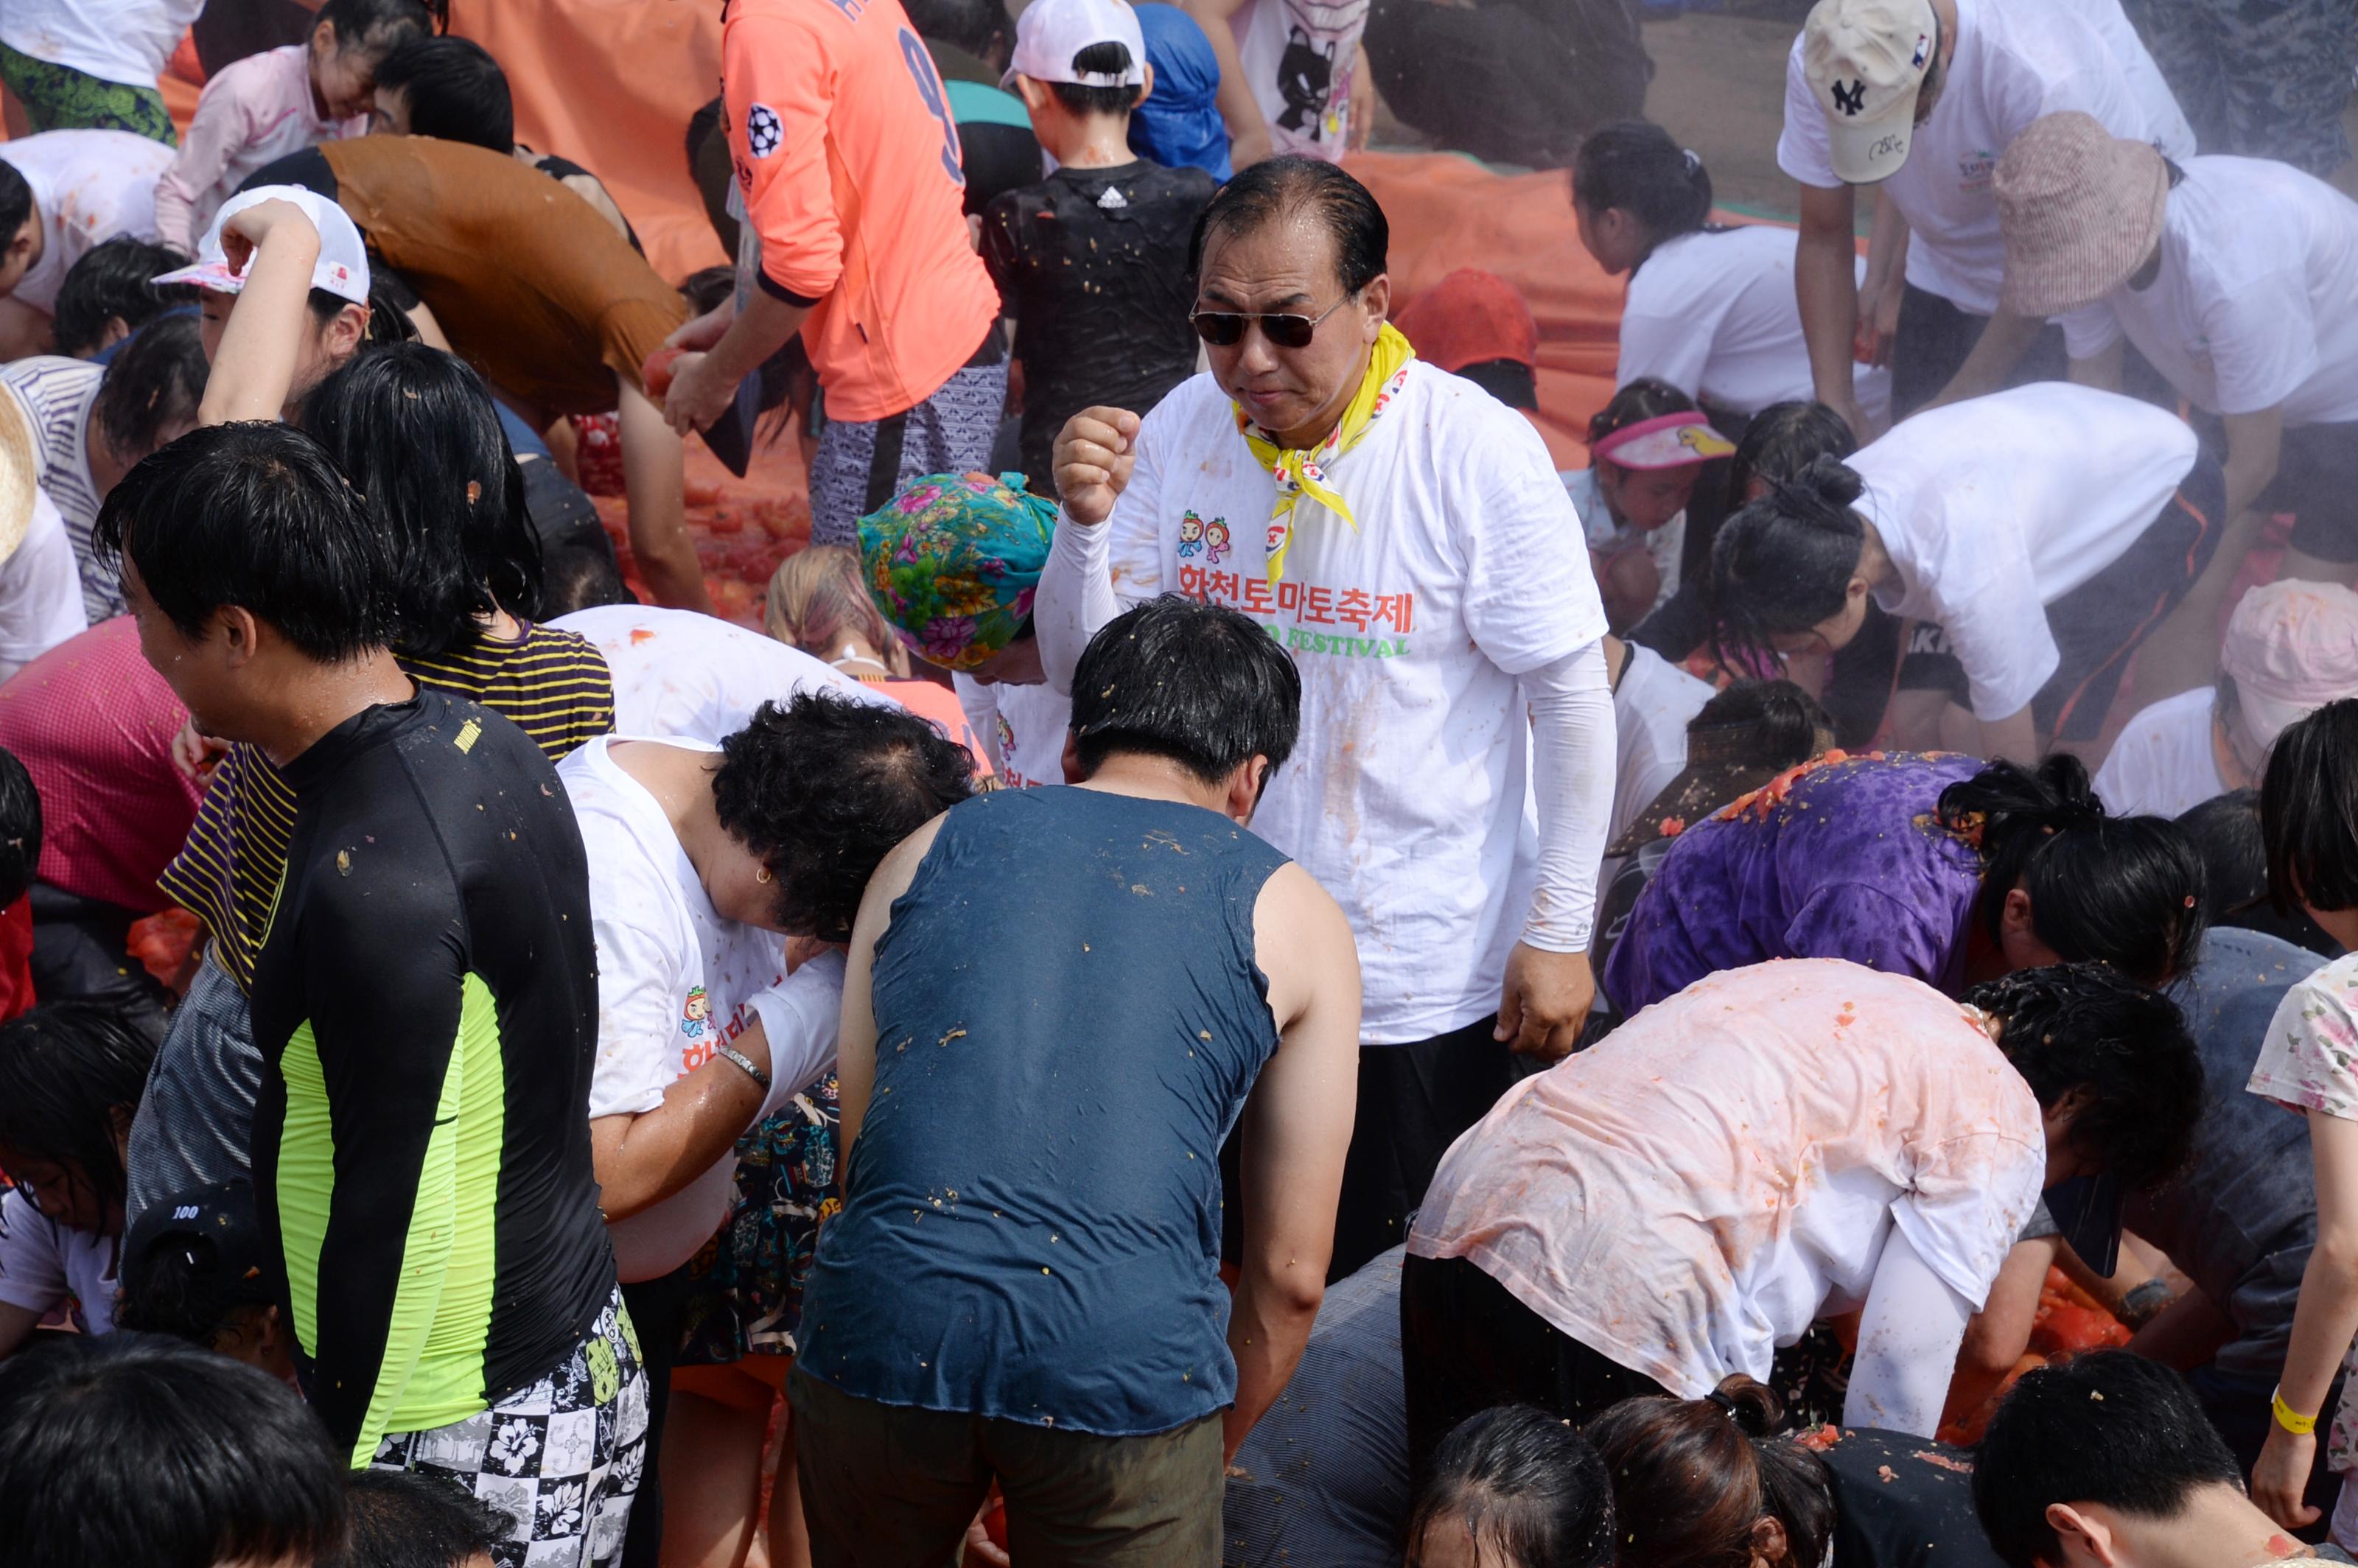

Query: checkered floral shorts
<box><xmin>369</xmin><ymin>1289</ymin><xmax>650</xmax><ymax>1568</ymax></box>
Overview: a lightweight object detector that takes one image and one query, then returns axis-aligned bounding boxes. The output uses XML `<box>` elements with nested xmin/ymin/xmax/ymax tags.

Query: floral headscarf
<box><xmin>858</xmin><ymin>472</ymin><xmax>1057</xmax><ymax>671</ymax></box>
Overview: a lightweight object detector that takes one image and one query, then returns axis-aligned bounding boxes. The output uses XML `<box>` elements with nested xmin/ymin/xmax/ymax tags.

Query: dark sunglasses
<box><xmin>1189</xmin><ymin>297</ymin><xmax>1348</xmax><ymax>350</ymax></box>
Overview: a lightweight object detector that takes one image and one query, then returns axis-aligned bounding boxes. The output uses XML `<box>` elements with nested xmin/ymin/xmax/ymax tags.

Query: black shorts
<box><xmin>2270</xmin><ymin>421</ymin><xmax>2358</xmax><ymax>564</ymax></box>
<box><xmin>1896</xmin><ymin>452</ymin><xmax>2226</xmax><ymax>742</ymax></box>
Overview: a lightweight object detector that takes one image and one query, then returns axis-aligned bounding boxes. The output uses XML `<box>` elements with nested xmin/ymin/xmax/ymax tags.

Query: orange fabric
<box><xmin>722</xmin><ymin>0</ymin><xmax>1001</xmax><ymax>423</ymax></box>
<box><xmin>0</xmin><ymin>897</ymin><xmax>33</xmax><ymax>1022</ymax></box>
<box><xmin>320</xmin><ymin>137</ymin><xmax>690</xmax><ymax>416</ymax></box>
<box><xmin>448</xmin><ymin>1</ymin><xmax>728</xmax><ymax>284</ymax></box>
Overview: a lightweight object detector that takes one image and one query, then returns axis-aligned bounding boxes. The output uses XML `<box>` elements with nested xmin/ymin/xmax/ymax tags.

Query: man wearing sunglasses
<box><xmin>1034</xmin><ymin>154</ymin><xmax>1617</xmax><ymax>1283</ymax></box>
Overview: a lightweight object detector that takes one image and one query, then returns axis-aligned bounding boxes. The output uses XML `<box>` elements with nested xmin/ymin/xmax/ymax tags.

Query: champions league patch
<box><xmin>746</xmin><ymin>103</ymin><xmax>783</xmax><ymax>158</ymax></box>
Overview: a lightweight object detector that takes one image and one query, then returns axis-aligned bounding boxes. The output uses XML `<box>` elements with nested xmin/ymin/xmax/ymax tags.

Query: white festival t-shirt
<box><xmin>1612</xmin><ymin>641</ymin><xmax>1712</xmax><ymax>847</ymax></box>
<box><xmin>1409</xmin><ymin>959</ymin><xmax>2045</xmax><ymax>1398</ymax></box>
<box><xmin>1853</xmin><ymin>383</ymin><xmax>2198</xmax><ymax>722</ymax></box>
<box><xmin>954</xmin><ymin>674</ymin><xmax>1071</xmax><ymax>791</ymax></box>
<box><xmin>1619</xmin><ymin>225</ymin><xmax>1892</xmax><ymax>423</ymax></box>
<box><xmin>1233</xmin><ymin>0</ymin><xmax>1370</xmax><ymax>161</ymax></box>
<box><xmin>2065</xmin><ymin>157</ymin><xmax>2358</xmax><ymax>427</ymax></box>
<box><xmin>1777</xmin><ymin>0</ymin><xmax>2148</xmax><ymax>316</ymax></box>
<box><xmin>1099</xmin><ymin>363</ymin><xmax>1609</xmax><ymax>1043</ymax></box>
<box><xmin>0</xmin><ymin>0</ymin><xmax>202</xmax><ymax>90</ymax></box>
<box><xmin>553</xmin><ymin>603</ymin><xmax>879</xmax><ymax>743</ymax></box>
<box><xmin>0</xmin><ymin>130</ymin><xmax>174</xmax><ymax>315</ymax></box>
<box><xmin>560</xmin><ymin>735</ymin><xmax>844</xmax><ymax>1282</ymax></box>
<box><xmin>2091</xmin><ymin>685</ymin><xmax>2225</xmax><ymax>820</ymax></box>
<box><xmin>2051</xmin><ymin>0</ymin><xmax>2195</xmax><ymax>161</ymax></box>
<box><xmin>0</xmin><ymin>1187</ymin><xmax>117</xmax><ymax>1334</ymax></box>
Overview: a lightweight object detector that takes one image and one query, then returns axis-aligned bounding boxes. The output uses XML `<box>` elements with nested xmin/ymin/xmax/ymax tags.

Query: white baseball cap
<box><xmin>153</xmin><ymin>185</ymin><xmax>371</xmax><ymax>306</ymax></box>
<box><xmin>1802</xmin><ymin>0</ymin><xmax>1937</xmax><ymax>183</ymax></box>
<box><xmin>1004</xmin><ymin>0</ymin><xmax>1147</xmax><ymax>90</ymax></box>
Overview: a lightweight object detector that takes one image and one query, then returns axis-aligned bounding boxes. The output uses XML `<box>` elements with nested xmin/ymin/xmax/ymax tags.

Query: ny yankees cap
<box><xmin>1802</xmin><ymin>0</ymin><xmax>1937</xmax><ymax>183</ymax></box>
<box><xmin>1004</xmin><ymin>0</ymin><xmax>1148</xmax><ymax>90</ymax></box>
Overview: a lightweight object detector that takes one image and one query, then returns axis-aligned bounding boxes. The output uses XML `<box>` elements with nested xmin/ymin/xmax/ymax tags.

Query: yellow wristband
<box><xmin>2273</xmin><ymin>1388</ymin><xmax>2319</xmax><ymax>1437</ymax></box>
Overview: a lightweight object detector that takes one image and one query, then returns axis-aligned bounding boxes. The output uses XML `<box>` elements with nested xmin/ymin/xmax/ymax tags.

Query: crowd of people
<box><xmin>0</xmin><ymin>0</ymin><xmax>2356</xmax><ymax>1564</ymax></box>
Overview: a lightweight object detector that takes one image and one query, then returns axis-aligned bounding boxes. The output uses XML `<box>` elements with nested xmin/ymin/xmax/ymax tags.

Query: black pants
<box><xmin>617</xmin><ymin>1262</ymin><xmax>700</xmax><ymax>1568</ymax></box>
<box><xmin>1891</xmin><ymin>284</ymin><xmax>2070</xmax><ymax>420</ymax></box>
<box><xmin>1399</xmin><ymin>1253</ymin><xmax>1669</xmax><ymax>1476</ymax></box>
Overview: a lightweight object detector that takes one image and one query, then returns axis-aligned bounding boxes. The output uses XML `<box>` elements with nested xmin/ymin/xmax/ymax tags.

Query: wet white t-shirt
<box><xmin>1611</xmin><ymin>641</ymin><xmax>1712</xmax><ymax>847</ymax></box>
<box><xmin>1233</xmin><ymin>0</ymin><xmax>1370</xmax><ymax>161</ymax></box>
<box><xmin>0</xmin><ymin>1188</ymin><xmax>116</xmax><ymax>1334</ymax></box>
<box><xmin>1082</xmin><ymin>363</ymin><xmax>1609</xmax><ymax>1043</ymax></box>
<box><xmin>560</xmin><ymin>735</ymin><xmax>844</xmax><ymax>1282</ymax></box>
<box><xmin>954</xmin><ymin>675</ymin><xmax>1071</xmax><ymax>791</ymax></box>
<box><xmin>2091</xmin><ymin>686</ymin><xmax>2225</xmax><ymax>820</ymax></box>
<box><xmin>1855</xmin><ymin>384</ymin><xmax>2199</xmax><ymax>721</ymax></box>
<box><xmin>1777</xmin><ymin>0</ymin><xmax>2148</xmax><ymax>315</ymax></box>
<box><xmin>1619</xmin><ymin>225</ymin><xmax>1892</xmax><ymax>423</ymax></box>
<box><xmin>2051</xmin><ymin>0</ymin><xmax>2195</xmax><ymax>161</ymax></box>
<box><xmin>1410</xmin><ymin>959</ymin><xmax>2045</xmax><ymax>1399</ymax></box>
<box><xmin>0</xmin><ymin>130</ymin><xmax>174</xmax><ymax>315</ymax></box>
<box><xmin>2065</xmin><ymin>158</ymin><xmax>2358</xmax><ymax>427</ymax></box>
<box><xmin>0</xmin><ymin>0</ymin><xmax>200</xmax><ymax>90</ymax></box>
<box><xmin>553</xmin><ymin>603</ymin><xmax>878</xmax><ymax>743</ymax></box>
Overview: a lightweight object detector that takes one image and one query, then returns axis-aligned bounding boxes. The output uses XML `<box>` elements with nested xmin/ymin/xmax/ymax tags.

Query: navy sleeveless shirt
<box><xmin>797</xmin><ymin>785</ymin><xmax>1290</xmax><ymax>1435</ymax></box>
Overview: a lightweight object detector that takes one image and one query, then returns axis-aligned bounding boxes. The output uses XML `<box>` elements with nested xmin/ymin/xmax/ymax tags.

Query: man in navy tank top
<box><xmin>790</xmin><ymin>595</ymin><xmax>1362</xmax><ymax>1567</ymax></box>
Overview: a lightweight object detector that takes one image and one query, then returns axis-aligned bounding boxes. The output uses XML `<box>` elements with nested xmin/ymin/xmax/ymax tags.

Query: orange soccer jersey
<box><xmin>723</xmin><ymin>0</ymin><xmax>1004</xmax><ymax>424</ymax></box>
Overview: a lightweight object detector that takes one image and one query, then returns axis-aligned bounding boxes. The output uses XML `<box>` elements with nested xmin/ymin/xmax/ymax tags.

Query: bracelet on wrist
<box><xmin>713</xmin><ymin>1041</ymin><xmax>771</xmax><ymax>1093</ymax></box>
<box><xmin>2273</xmin><ymin>1387</ymin><xmax>2320</xmax><ymax>1437</ymax></box>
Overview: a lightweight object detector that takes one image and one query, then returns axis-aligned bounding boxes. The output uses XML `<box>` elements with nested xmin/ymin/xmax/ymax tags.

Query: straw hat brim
<box><xmin>0</xmin><ymin>393</ymin><xmax>33</xmax><ymax>569</ymax></box>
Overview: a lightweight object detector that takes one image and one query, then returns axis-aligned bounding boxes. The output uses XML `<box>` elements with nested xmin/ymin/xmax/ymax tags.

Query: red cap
<box><xmin>1393</xmin><ymin>269</ymin><xmax>1539</xmax><ymax>374</ymax></box>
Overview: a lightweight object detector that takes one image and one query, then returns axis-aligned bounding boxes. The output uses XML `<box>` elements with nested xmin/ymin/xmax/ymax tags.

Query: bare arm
<box><xmin>1942</xmin><ymin>1235</ymin><xmax>2058</xmax><ymax>1428</ymax></box>
<box><xmin>1227</xmin><ymin>862</ymin><xmax>1360</xmax><ymax>1461</ymax></box>
<box><xmin>2124</xmin><ymin>1282</ymin><xmax>2237</xmax><ymax>1372</ymax></box>
<box><xmin>838</xmin><ymin>816</ymin><xmax>950</xmax><ymax>1158</ymax></box>
<box><xmin>615</xmin><ymin>379</ymin><xmax>714</xmax><ymax>614</ymax></box>
<box><xmin>2067</xmin><ymin>335</ymin><xmax>2125</xmax><ymax>393</ymax></box>
<box><xmin>1920</xmin><ymin>307</ymin><xmax>2045</xmax><ymax>413</ymax></box>
<box><xmin>1978</xmin><ymin>704</ymin><xmax>2041</xmax><ymax>769</ymax></box>
<box><xmin>198</xmin><ymin>200</ymin><xmax>323</xmax><ymax>425</ymax></box>
<box><xmin>1856</xmin><ymin>192</ymin><xmax>1909</xmax><ymax>373</ymax></box>
<box><xmin>587</xmin><ymin>1039</ymin><xmax>770</xmax><ymax>1219</ymax></box>
<box><xmin>662</xmin><ymin>287</ymin><xmax>810</xmax><ymax>438</ymax></box>
<box><xmin>2220</xmin><ymin>405</ymin><xmax>2286</xmax><ymax>529</ymax></box>
<box><xmin>2253</xmin><ymin>1109</ymin><xmax>2358</xmax><ymax>1527</ymax></box>
<box><xmin>0</xmin><ymin>298</ymin><xmax>49</xmax><ymax>362</ymax></box>
<box><xmin>1185</xmin><ymin>0</ymin><xmax>1274</xmax><ymax>169</ymax></box>
<box><xmin>0</xmin><ymin>1300</ymin><xmax>38</xmax><ymax>1362</ymax></box>
<box><xmin>1796</xmin><ymin>181</ymin><xmax>1870</xmax><ymax>436</ymax></box>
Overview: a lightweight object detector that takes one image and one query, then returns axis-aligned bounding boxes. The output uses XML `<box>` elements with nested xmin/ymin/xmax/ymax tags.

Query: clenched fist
<box><xmin>1054</xmin><ymin>407</ymin><xmax>1142</xmax><ymax>526</ymax></box>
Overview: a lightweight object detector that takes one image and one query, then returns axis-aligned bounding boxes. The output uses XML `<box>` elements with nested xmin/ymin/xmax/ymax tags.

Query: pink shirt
<box><xmin>153</xmin><ymin>44</ymin><xmax>365</xmax><ymax>253</ymax></box>
<box><xmin>1410</xmin><ymin>959</ymin><xmax>2045</xmax><ymax>1398</ymax></box>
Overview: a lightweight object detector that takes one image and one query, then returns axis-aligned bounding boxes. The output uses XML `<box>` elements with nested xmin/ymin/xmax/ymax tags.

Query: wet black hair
<box><xmin>1707</xmin><ymin>453</ymin><xmax>1868</xmax><ymax>651</ymax></box>
<box><xmin>94</xmin><ymin>312</ymin><xmax>209</xmax><ymax>466</ymax></box>
<box><xmin>93</xmin><ymin>421</ymin><xmax>400</xmax><ymax>663</ymax></box>
<box><xmin>1572</xmin><ymin>121</ymin><xmax>1715</xmax><ymax>257</ymax></box>
<box><xmin>1586</xmin><ymin>375</ymin><xmax>1698</xmax><ymax>458</ymax></box>
<box><xmin>539</xmin><ymin>534</ymin><xmax>634</xmax><ymax>617</ymax></box>
<box><xmin>1457</xmin><ymin>358</ymin><xmax>1539</xmax><ymax>412</ymax></box>
<box><xmin>373</xmin><ymin>36</ymin><xmax>513</xmax><ymax>152</ymax></box>
<box><xmin>1943</xmin><ymin>755</ymin><xmax>2208</xmax><ymax>987</ymax></box>
<box><xmin>0</xmin><ymin>745</ymin><xmax>38</xmax><ymax>909</ymax></box>
<box><xmin>0</xmin><ymin>160</ymin><xmax>30</xmax><ymax>251</ymax></box>
<box><xmin>2175</xmin><ymin>788</ymin><xmax>2337</xmax><ymax>955</ymax></box>
<box><xmin>1585</xmin><ymin>1376</ymin><xmax>1834</xmax><ymax>1568</ymax></box>
<box><xmin>1727</xmin><ymin>400</ymin><xmax>1857</xmax><ymax>501</ymax></box>
<box><xmin>1404</xmin><ymin>1404</ymin><xmax>1616</xmax><ymax>1568</ymax></box>
<box><xmin>1973</xmin><ymin>1351</ymin><xmax>2242</xmax><ymax>1568</ymax></box>
<box><xmin>2262</xmin><ymin>698</ymin><xmax>2358</xmax><ymax>916</ymax></box>
<box><xmin>0</xmin><ymin>1334</ymin><xmax>348</xmax><ymax>1568</ymax></box>
<box><xmin>901</xmin><ymin>0</ymin><xmax>1015</xmax><ymax>61</ymax></box>
<box><xmin>1049</xmin><ymin>41</ymin><xmax>1144</xmax><ymax>116</ymax></box>
<box><xmin>300</xmin><ymin>343</ymin><xmax>542</xmax><ymax>654</ymax></box>
<box><xmin>1686</xmin><ymin>679</ymin><xmax>1830</xmax><ymax>771</ymax></box>
<box><xmin>337</xmin><ymin>1469</ymin><xmax>510</xmax><ymax>1568</ymax></box>
<box><xmin>1192</xmin><ymin>156</ymin><xmax>1389</xmax><ymax>298</ymax></box>
<box><xmin>0</xmin><ymin>1002</ymin><xmax>155</xmax><ymax>1228</ymax></box>
<box><xmin>1964</xmin><ymin>963</ymin><xmax>2203</xmax><ymax>1189</ymax></box>
<box><xmin>712</xmin><ymin>693</ymin><xmax>977</xmax><ymax>940</ymax></box>
<box><xmin>1071</xmin><ymin>595</ymin><xmax>1303</xmax><ymax>789</ymax></box>
<box><xmin>51</xmin><ymin>237</ymin><xmax>197</xmax><ymax>360</ymax></box>
<box><xmin>315</xmin><ymin>0</ymin><xmax>433</xmax><ymax>57</ymax></box>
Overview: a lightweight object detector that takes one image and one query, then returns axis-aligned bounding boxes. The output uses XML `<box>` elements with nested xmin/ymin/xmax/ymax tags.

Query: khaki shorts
<box><xmin>788</xmin><ymin>1366</ymin><xmax>1222</xmax><ymax>1568</ymax></box>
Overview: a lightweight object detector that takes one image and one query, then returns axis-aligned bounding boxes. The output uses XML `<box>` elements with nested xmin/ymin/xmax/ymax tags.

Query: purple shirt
<box><xmin>1603</xmin><ymin>752</ymin><xmax>1988</xmax><ymax>1015</ymax></box>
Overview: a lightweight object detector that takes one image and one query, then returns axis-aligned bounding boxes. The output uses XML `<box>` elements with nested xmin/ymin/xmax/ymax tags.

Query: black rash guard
<box><xmin>248</xmin><ymin>687</ymin><xmax>615</xmax><ymax>1465</ymax></box>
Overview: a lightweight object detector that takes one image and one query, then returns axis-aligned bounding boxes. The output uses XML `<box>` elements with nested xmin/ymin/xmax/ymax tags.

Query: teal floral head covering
<box><xmin>858</xmin><ymin>472</ymin><xmax>1057</xmax><ymax>671</ymax></box>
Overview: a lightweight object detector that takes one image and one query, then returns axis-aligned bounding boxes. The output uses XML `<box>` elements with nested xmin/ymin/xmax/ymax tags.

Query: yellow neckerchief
<box><xmin>1234</xmin><ymin>323</ymin><xmax>1416</xmax><ymax>583</ymax></box>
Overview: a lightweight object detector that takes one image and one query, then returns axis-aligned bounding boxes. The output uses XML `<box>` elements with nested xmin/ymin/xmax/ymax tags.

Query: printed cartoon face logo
<box><xmin>1177</xmin><ymin>513</ymin><xmax>1206</xmax><ymax>557</ymax></box>
<box><xmin>1203</xmin><ymin>519</ymin><xmax>1233</xmax><ymax>564</ymax></box>
<box><xmin>1831</xmin><ymin>78</ymin><xmax>1868</xmax><ymax>116</ymax></box>
<box><xmin>745</xmin><ymin>103</ymin><xmax>783</xmax><ymax>158</ymax></box>
<box><xmin>682</xmin><ymin>986</ymin><xmax>710</xmax><ymax>1039</ymax></box>
<box><xmin>1274</xmin><ymin>25</ymin><xmax>1337</xmax><ymax>137</ymax></box>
